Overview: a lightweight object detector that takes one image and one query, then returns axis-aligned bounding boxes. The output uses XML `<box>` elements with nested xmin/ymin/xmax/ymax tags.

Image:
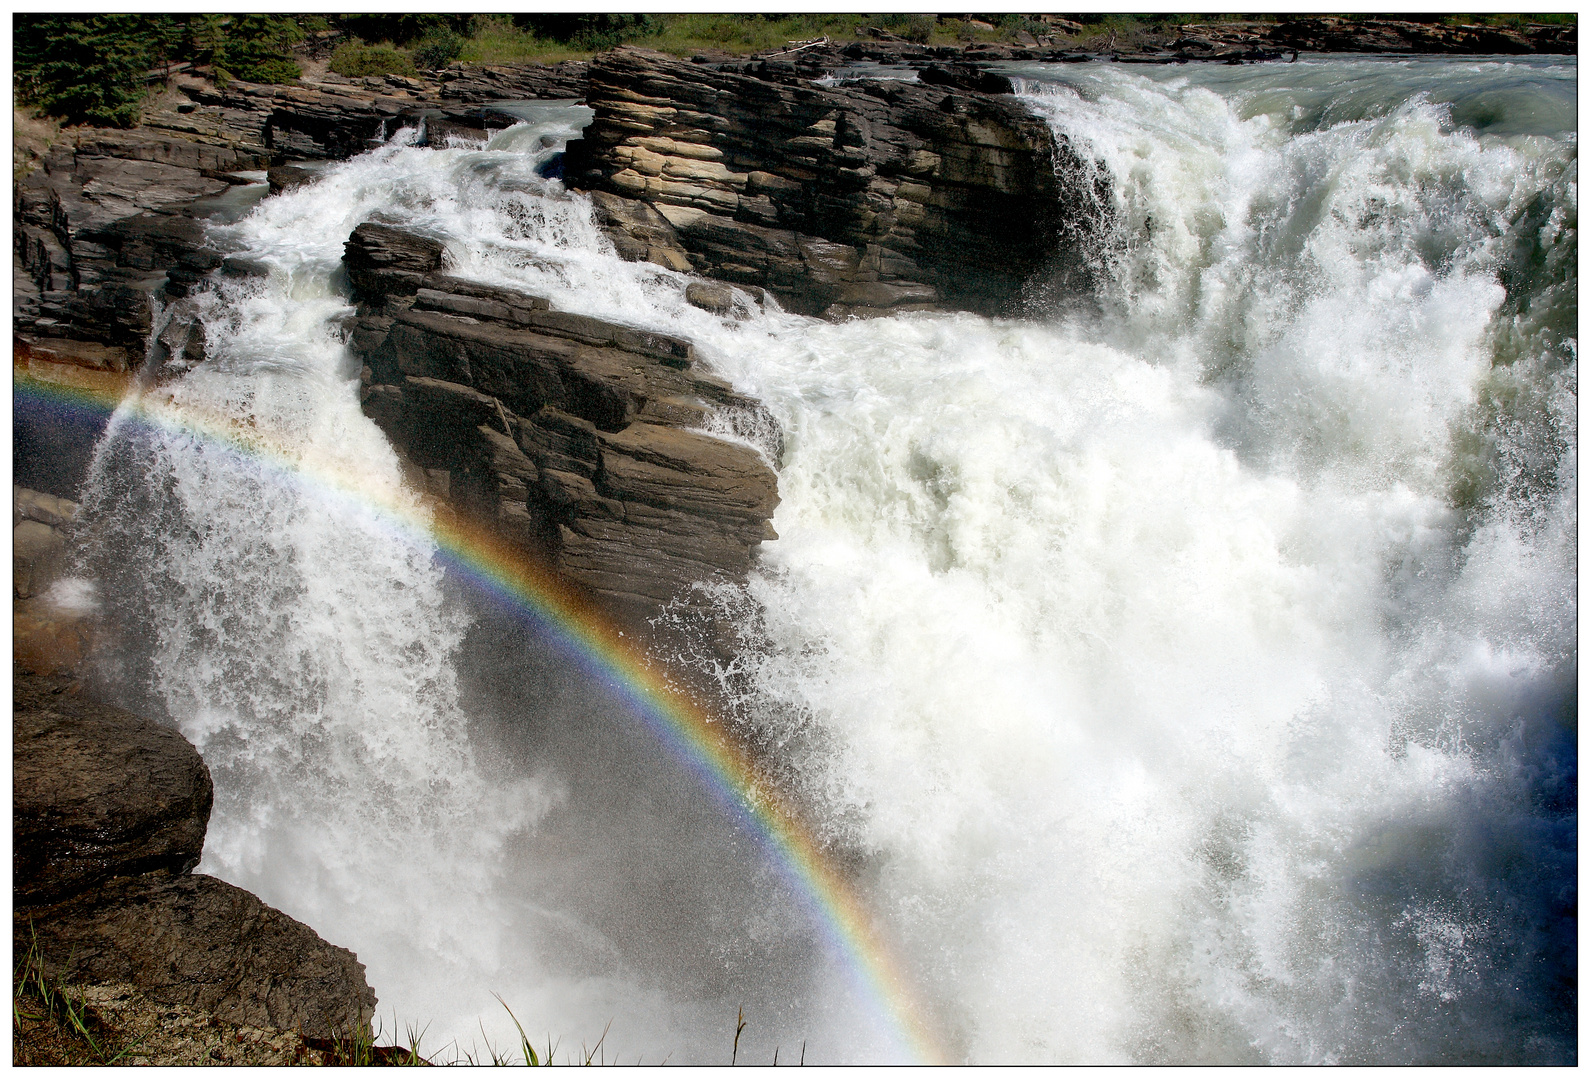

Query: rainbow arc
<box><xmin>15</xmin><ymin>362</ymin><xmax>947</xmax><ymax>1064</ymax></box>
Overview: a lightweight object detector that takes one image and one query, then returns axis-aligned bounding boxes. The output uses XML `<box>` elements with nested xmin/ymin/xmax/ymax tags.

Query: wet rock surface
<box><xmin>565</xmin><ymin>47</ymin><xmax>1108</xmax><ymax>318</ymax></box>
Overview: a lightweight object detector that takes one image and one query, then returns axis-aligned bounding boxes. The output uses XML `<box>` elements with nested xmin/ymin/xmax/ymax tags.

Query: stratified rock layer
<box><xmin>14</xmin><ymin>135</ymin><xmax>245</xmax><ymax>351</ymax></box>
<box><xmin>345</xmin><ymin>225</ymin><xmax>778</xmax><ymax>624</ymax></box>
<box><xmin>439</xmin><ymin>60</ymin><xmax>591</xmax><ymax>102</ymax></box>
<box><xmin>564</xmin><ymin>47</ymin><xmax>1110</xmax><ymax>317</ymax></box>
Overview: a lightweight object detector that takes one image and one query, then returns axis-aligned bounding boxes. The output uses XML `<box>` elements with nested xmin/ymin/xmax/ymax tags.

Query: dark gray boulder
<box><xmin>14</xmin><ymin>677</ymin><xmax>212</xmax><ymax>905</ymax></box>
<box><xmin>266</xmin><ymin>165</ymin><xmax>316</xmax><ymax>194</ymax></box>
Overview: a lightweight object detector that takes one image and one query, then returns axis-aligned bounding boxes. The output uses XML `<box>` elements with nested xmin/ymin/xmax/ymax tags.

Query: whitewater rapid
<box><xmin>74</xmin><ymin>57</ymin><xmax>1574</xmax><ymax>1064</ymax></box>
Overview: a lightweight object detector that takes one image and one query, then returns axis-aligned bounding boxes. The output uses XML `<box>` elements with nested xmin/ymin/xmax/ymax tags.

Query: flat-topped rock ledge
<box><xmin>14</xmin><ymin>674</ymin><xmax>377</xmax><ymax>1039</ymax></box>
<box><xmin>565</xmin><ymin>48</ymin><xmax>1110</xmax><ymax>318</ymax></box>
<box><xmin>345</xmin><ymin>223</ymin><xmax>779</xmax><ymax>627</ymax></box>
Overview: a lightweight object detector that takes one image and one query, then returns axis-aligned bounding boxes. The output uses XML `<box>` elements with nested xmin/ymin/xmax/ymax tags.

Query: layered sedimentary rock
<box><xmin>439</xmin><ymin>59</ymin><xmax>591</xmax><ymax>102</ymax></box>
<box><xmin>344</xmin><ymin>223</ymin><xmax>778</xmax><ymax>624</ymax></box>
<box><xmin>564</xmin><ymin>47</ymin><xmax>1110</xmax><ymax>317</ymax></box>
<box><xmin>175</xmin><ymin>76</ymin><xmax>433</xmax><ymax>161</ymax></box>
<box><xmin>14</xmin><ymin>134</ymin><xmax>245</xmax><ymax>351</ymax></box>
<box><xmin>14</xmin><ymin>673</ymin><xmax>377</xmax><ymax>1040</ymax></box>
<box><xmin>12</xmin><ymin>58</ymin><xmax>597</xmax><ymax>359</ymax></box>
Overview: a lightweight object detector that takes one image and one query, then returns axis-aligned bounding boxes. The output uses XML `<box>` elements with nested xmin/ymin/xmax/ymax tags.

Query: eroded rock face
<box><xmin>563</xmin><ymin>47</ymin><xmax>1112</xmax><ymax>317</ymax></box>
<box><xmin>23</xmin><ymin>872</ymin><xmax>375</xmax><ymax>1040</ymax></box>
<box><xmin>13</xmin><ymin>138</ymin><xmax>239</xmax><ymax>351</ymax></box>
<box><xmin>345</xmin><ymin>228</ymin><xmax>779</xmax><ymax>626</ymax></box>
<box><xmin>14</xmin><ymin>676</ymin><xmax>211</xmax><ymax>904</ymax></box>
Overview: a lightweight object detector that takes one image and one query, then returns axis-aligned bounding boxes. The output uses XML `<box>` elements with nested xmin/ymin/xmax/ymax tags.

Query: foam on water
<box><xmin>696</xmin><ymin>58</ymin><xmax>1576</xmax><ymax>1063</ymax></box>
<box><xmin>73</xmin><ymin>59</ymin><xmax>1574</xmax><ymax>1064</ymax></box>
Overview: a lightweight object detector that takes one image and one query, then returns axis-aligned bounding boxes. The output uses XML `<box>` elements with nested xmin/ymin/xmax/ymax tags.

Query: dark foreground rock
<box><xmin>14</xmin><ymin>676</ymin><xmax>210</xmax><ymax>904</ymax></box>
<box><xmin>23</xmin><ymin>871</ymin><xmax>375</xmax><ymax>1039</ymax></box>
<box><xmin>345</xmin><ymin>225</ymin><xmax>778</xmax><ymax>626</ymax></box>
<box><xmin>564</xmin><ymin>47</ymin><xmax>1110</xmax><ymax>318</ymax></box>
<box><xmin>14</xmin><ymin>673</ymin><xmax>377</xmax><ymax>1042</ymax></box>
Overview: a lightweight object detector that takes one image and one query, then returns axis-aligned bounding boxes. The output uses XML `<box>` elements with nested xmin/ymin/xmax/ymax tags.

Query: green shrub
<box><xmin>998</xmin><ymin>14</ymin><xmax>1049</xmax><ymax>41</ymax></box>
<box><xmin>213</xmin><ymin>14</ymin><xmax>302</xmax><ymax>84</ymax></box>
<box><xmin>411</xmin><ymin>30</ymin><xmax>463</xmax><ymax>72</ymax></box>
<box><xmin>514</xmin><ymin>14</ymin><xmax>660</xmax><ymax>50</ymax></box>
<box><xmin>14</xmin><ymin>14</ymin><xmax>169</xmax><ymax>127</ymax></box>
<box><xmin>899</xmin><ymin>14</ymin><xmax>938</xmax><ymax>44</ymax></box>
<box><xmin>328</xmin><ymin>40</ymin><xmax>417</xmax><ymax>78</ymax></box>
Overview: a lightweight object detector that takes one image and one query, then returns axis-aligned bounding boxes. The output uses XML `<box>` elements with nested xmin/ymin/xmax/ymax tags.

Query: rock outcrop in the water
<box><xmin>564</xmin><ymin>48</ymin><xmax>1109</xmax><ymax>318</ymax></box>
<box><xmin>13</xmin><ymin>674</ymin><xmax>377</xmax><ymax>1040</ymax></box>
<box><xmin>344</xmin><ymin>224</ymin><xmax>779</xmax><ymax>625</ymax></box>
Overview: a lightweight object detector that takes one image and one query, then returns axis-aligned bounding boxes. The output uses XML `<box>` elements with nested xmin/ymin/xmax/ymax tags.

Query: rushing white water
<box><xmin>74</xmin><ymin>59</ymin><xmax>1574</xmax><ymax>1064</ymax></box>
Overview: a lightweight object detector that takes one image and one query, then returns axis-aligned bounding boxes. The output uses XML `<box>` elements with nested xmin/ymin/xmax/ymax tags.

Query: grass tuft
<box><xmin>13</xmin><ymin>924</ymin><xmax>147</xmax><ymax>1066</ymax></box>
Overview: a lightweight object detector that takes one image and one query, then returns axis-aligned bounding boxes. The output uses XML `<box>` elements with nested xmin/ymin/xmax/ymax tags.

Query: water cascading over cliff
<box><xmin>74</xmin><ymin>57</ymin><xmax>1574</xmax><ymax>1064</ymax></box>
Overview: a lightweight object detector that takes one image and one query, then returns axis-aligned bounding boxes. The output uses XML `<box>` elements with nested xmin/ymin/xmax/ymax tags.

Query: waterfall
<box><xmin>73</xmin><ymin>58</ymin><xmax>1574</xmax><ymax>1064</ymax></box>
